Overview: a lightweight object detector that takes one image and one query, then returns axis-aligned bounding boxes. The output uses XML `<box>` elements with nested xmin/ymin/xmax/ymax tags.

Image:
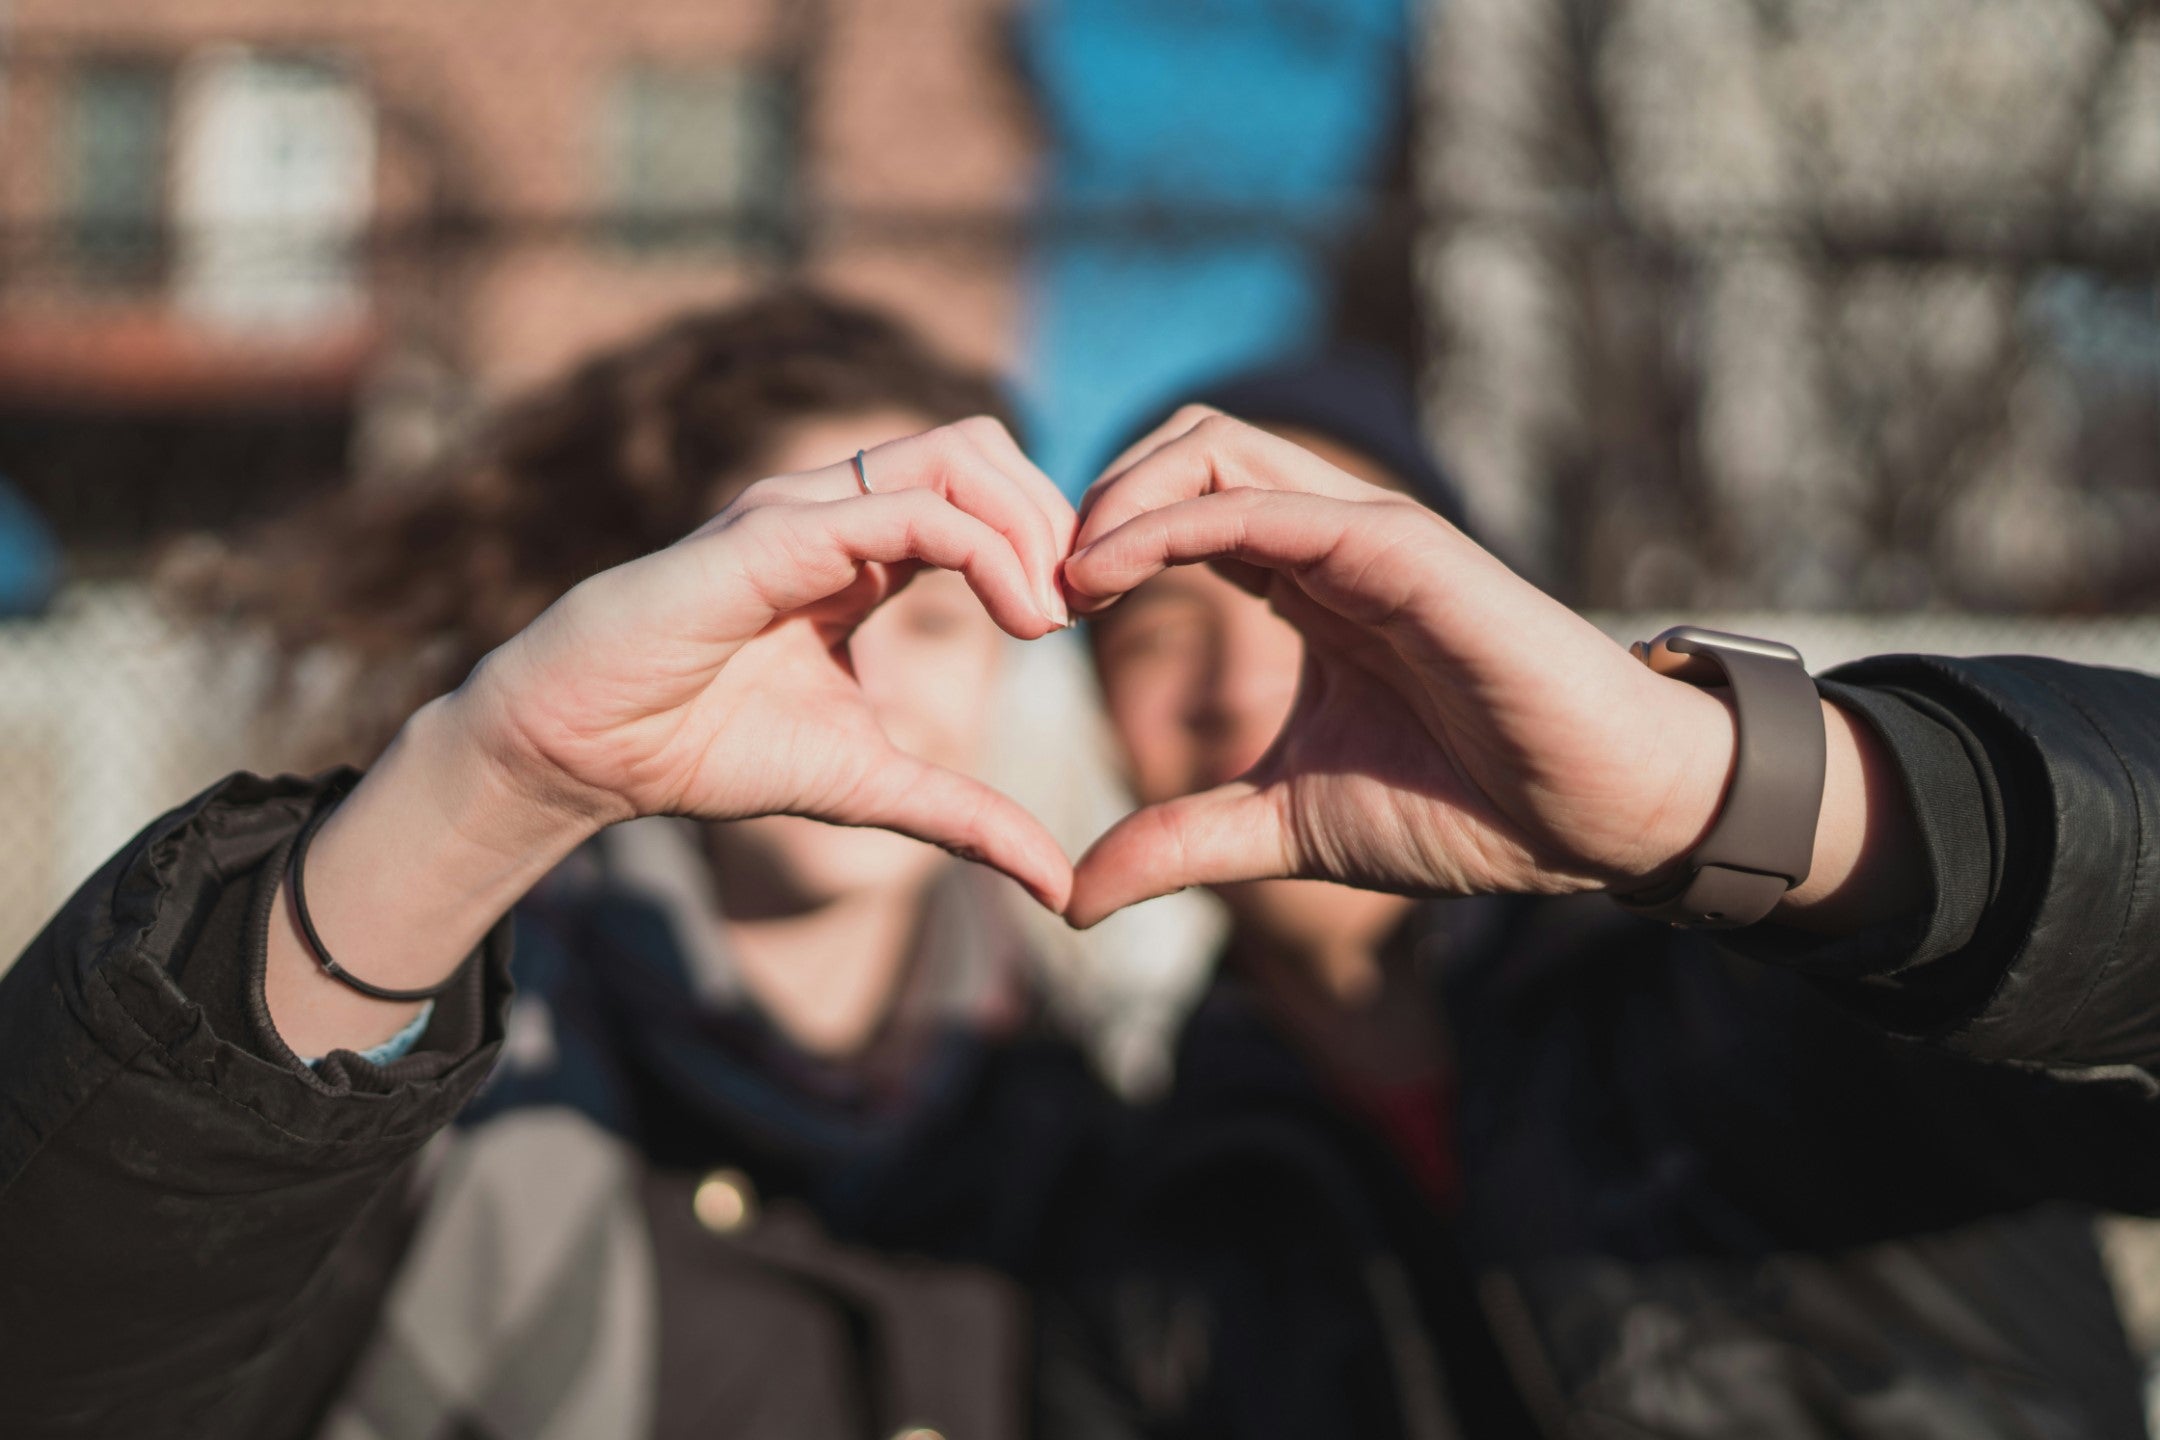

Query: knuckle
<box><xmin>1191</xmin><ymin>411</ymin><xmax>1245</xmax><ymax>443</ymax></box>
<box><xmin>1191</xmin><ymin>413</ymin><xmax>1256</xmax><ymax>471</ymax></box>
<box><xmin>891</xmin><ymin>484</ymin><xmax>939</xmax><ymax>517</ymax></box>
<box><xmin>723</xmin><ymin>475</ymin><xmax>789</xmax><ymax>514</ymax></box>
<box><xmin>925</xmin><ymin>422</ymin><xmax>975</xmax><ymax>463</ymax></box>
<box><xmin>722</xmin><ymin>503</ymin><xmax>788</xmax><ymax>545</ymax></box>
<box><xmin>914</xmin><ymin>426</ymin><xmax>986</xmax><ymax>493</ymax></box>
<box><xmin>952</xmin><ymin>413</ymin><xmax>1007</xmax><ymax>445</ymax></box>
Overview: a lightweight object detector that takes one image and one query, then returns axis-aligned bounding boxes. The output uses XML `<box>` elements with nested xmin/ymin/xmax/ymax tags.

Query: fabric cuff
<box><xmin>1715</xmin><ymin>676</ymin><xmax>1996</xmax><ymax>980</ymax></box>
<box><xmin>245</xmin><ymin>792</ymin><xmax>502</xmax><ymax>1095</ymax></box>
<box><xmin>23</xmin><ymin>770</ymin><xmax>512</xmax><ymax>1155</ymax></box>
<box><xmin>304</xmin><ymin>1001</ymin><xmax>435</xmax><ymax>1071</ymax></box>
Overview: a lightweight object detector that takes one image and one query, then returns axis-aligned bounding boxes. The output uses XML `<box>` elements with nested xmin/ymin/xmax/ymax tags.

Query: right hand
<box><xmin>1061</xmin><ymin>410</ymin><xmax>1740</xmax><ymax>926</ymax></box>
<box><xmin>452</xmin><ymin>418</ymin><xmax>1078</xmax><ymax>908</ymax></box>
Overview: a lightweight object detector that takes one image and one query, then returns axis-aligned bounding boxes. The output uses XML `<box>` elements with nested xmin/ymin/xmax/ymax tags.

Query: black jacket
<box><xmin>0</xmin><ymin>798</ymin><xmax>1116</xmax><ymax>1439</ymax></box>
<box><xmin>1043</xmin><ymin>656</ymin><xmax>2160</xmax><ymax>1439</ymax></box>
<box><xmin>6</xmin><ymin>654</ymin><xmax>2160</xmax><ymax>1437</ymax></box>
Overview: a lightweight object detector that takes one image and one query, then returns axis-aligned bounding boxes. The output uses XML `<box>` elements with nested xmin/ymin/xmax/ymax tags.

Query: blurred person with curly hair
<box><xmin>8</xmin><ymin>290</ymin><xmax>1124</xmax><ymax>1440</ymax></box>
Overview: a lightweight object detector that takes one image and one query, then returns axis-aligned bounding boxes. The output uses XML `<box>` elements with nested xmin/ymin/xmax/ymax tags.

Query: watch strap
<box><xmin>1614</xmin><ymin>862</ymin><xmax>1792</xmax><ymax>932</ymax></box>
<box><xmin>1615</xmin><ymin>628</ymin><xmax>1826</xmax><ymax>928</ymax></box>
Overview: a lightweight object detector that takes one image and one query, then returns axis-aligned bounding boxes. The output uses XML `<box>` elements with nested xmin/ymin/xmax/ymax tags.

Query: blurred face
<box><xmin>1090</xmin><ymin>426</ymin><xmax>1418</xmax><ymax>971</ymax></box>
<box><xmin>1092</xmin><ymin>563</ymin><xmax>1300</xmax><ymax>805</ymax></box>
<box><xmin>707</xmin><ymin>408</ymin><xmax>1008</xmax><ymax>910</ymax></box>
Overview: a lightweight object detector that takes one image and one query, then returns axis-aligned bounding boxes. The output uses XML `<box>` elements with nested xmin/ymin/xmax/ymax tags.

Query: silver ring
<box><xmin>851</xmin><ymin>449</ymin><xmax>873</xmax><ymax>495</ymax></box>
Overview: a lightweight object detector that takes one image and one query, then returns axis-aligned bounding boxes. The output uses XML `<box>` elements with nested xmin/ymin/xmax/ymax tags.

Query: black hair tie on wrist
<box><xmin>286</xmin><ymin>793</ymin><xmax>463</xmax><ymax>1003</ymax></box>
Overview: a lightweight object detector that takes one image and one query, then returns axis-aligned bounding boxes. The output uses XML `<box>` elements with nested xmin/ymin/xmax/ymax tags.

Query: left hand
<box><xmin>1059</xmin><ymin>409</ymin><xmax>1742</xmax><ymax>928</ymax></box>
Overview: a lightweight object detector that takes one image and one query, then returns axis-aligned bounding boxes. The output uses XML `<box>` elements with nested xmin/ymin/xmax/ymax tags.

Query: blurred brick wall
<box><xmin>1</xmin><ymin>0</ymin><xmax>1034</xmax><ymax>403</ymax></box>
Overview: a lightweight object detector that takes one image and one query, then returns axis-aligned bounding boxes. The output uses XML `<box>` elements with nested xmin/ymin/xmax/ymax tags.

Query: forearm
<box><xmin>266</xmin><ymin>691</ymin><xmax>601</xmax><ymax>1059</ymax></box>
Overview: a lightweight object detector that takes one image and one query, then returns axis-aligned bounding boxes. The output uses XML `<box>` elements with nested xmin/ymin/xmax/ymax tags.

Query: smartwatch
<box><xmin>1613</xmin><ymin>626</ymin><xmax>1826</xmax><ymax>929</ymax></box>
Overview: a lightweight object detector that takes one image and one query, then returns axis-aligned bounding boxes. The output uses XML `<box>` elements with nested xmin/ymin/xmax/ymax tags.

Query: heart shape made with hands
<box><xmin>504</xmin><ymin>410</ymin><xmax>1720</xmax><ymax>934</ymax></box>
<box><xmin>1051</xmin><ymin>407</ymin><xmax>1722</xmax><ymax>929</ymax></box>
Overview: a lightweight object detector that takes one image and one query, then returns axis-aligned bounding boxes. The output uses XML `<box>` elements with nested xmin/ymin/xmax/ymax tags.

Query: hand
<box><xmin>268</xmin><ymin>419</ymin><xmax>1077</xmax><ymax>1060</ymax></box>
<box><xmin>457</xmin><ymin>417</ymin><xmax>1078</xmax><ymax>907</ymax></box>
<box><xmin>1060</xmin><ymin>410</ymin><xmax>1744</xmax><ymax>928</ymax></box>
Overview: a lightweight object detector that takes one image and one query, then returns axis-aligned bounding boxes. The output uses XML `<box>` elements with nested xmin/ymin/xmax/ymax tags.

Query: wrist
<box><xmin>263</xmin><ymin>693</ymin><xmax>607</xmax><ymax>1059</ymax></box>
<box><xmin>1604</xmin><ymin>629</ymin><xmax>1831</xmax><ymax>928</ymax></box>
<box><xmin>1621</xmin><ymin>676</ymin><xmax>1739</xmax><ymax>891</ymax></box>
<box><xmin>1616</xmin><ymin>686</ymin><xmax>1922</xmax><ymax>935</ymax></box>
<box><xmin>440</xmin><ymin>633</ymin><xmax>652</xmax><ymax>837</ymax></box>
<box><xmin>428</xmin><ymin>676</ymin><xmax>630</xmax><ymax>848</ymax></box>
<box><xmin>394</xmin><ymin>690</ymin><xmax>615</xmax><ymax>872</ymax></box>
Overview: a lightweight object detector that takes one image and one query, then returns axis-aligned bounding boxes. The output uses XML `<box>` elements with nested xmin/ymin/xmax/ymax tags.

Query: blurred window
<box><xmin>62</xmin><ymin>59</ymin><xmax>173</xmax><ymax>292</ymax></box>
<box><xmin>604</xmin><ymin>64</ymin><xmax>795</xmax><ymax>256</ymax></box>
<box><xmin>172</xmin><ymin>51</ymin><xmax>374</xmax><ymax>334</ymax></box>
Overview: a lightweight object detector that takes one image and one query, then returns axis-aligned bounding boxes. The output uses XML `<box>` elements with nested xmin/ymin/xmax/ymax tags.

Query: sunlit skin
<box><xmin>1069</xmin><ymin>405</ymin><xmax>1918</xmax><ymax>1088</ymax></box>
<box><xmin>707</xmin><ymin>408</ymin><xmax>1011</xmax><ymax>1057</ymax></box>
<box><xmin>265</xmin><ymin>407</ymin><xmax>1916</xmax><ymax>1066</ymax></box>
<box><xmin>265</xmin><ymin>413</ymin><xmax>1074</xmax><ymax>1063</ymax></box>
<box><xmin>1089</xmin><ymin>426</ymin><xmax>1449</xmax><ymax>1084</ymax></box>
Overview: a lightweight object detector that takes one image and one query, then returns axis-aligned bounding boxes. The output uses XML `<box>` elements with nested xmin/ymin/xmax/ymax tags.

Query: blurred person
<box><xmin>1059</xmin><ymin>355</ymin><xmax>2157</xmax><ymax>1438</ymax></box>
<box><xmin>0</xmin><ymin>292</ymin><xmax>1124</xmax><ymax>1440</ymax></box>
<box><xmin>11</xmin><ymin>323</ymin><xmax>2160</xmax><ymax>1440</ymax></box>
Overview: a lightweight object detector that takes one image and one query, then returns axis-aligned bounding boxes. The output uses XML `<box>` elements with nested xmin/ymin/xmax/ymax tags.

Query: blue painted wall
<box><xmin>0</xmin><ymin>479</ymin><xmax>59</xmax><ymax>618</ymax></box>
<box><xmin>1017</xmin><ymin>0</ymin><xmax>1411</xmax><ymax>492</ymax></box>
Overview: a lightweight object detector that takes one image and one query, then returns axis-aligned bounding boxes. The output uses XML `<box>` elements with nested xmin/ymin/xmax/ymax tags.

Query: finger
<box><xmin>1065</xmin><ymin>783</ymin><xmax>1290</xmax><ymax>928</ymax></box>
<box><xmin>950</xmin><ymin>414</ymin><xmax>1078</xmax><ymax>556</ymax></box>
<box><xmin>714</xmin><ymin>488</ymin><xmax>1061</xmax><ymax>639</ymax></box>
<box><xmin>737</xmin><ymin>425</ymin><xmax>1071</xmax><ymax>626</ymax></box>
<box><xmin>1073</xmin><ymin>413</ymin><xmax>1384</xmax><ymax>557</ymax></box>
<box><xmin>1063</xmin><ymin>405</ymin><xmax>1216</xmax><ymax>619</ymax></box>
<box><xmin>1077</xmin><ymin>403</ymin><xmax>1222</xmax><ymax>523</ymax></box>
<box><xmin>838</xmin><ymin>750</ymin><xmax>1075</xmax><ymax>912</ymax></box>
<box><xmin>873</xmin><ymin>426</ymin><xmax>1071</xmax><ymax>626</ymax></box>
<box><xmin>1069</xmin><ymin>405</ymin><xmax>1218</xmax><ymax>590</ymax></box>
<box><xmin>1063</xmin><ymin>489</ymin><xmax>1444</xmax><ymax>627</ymax></box>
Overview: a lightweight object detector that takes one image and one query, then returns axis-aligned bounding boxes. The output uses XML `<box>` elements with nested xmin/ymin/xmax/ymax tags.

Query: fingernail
<box><xmin>1062</xmin><ymin>546</ymin><xmax>1097</xmax><ymax>608</ymax></box>
<box><xmin>1040</xmin><ymin>578</ymin><xmax>1071</xmax><ymax>629</ymax></box>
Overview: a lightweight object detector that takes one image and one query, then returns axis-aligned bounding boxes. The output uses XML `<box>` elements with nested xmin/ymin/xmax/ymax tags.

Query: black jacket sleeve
<box><xmin>0</xmin><ymin>772</ymin><xmax>511</xmax><ymax>1439</ymax></box>
<box><xmin>1728</xmin><ymin>655</ymin><xmax>2160</xmax><ymax>1080</ymax></box>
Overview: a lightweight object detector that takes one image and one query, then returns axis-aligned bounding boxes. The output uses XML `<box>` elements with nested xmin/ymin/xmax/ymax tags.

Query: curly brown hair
<box><xmin>179</xmin><ymin>288</ymin><xmax>1014</xmax><ymax>765</ymax></box>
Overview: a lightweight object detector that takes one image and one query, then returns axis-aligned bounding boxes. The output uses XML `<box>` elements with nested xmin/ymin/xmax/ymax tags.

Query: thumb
<box><xmin>832</xmin><ymin>749</ymin><xmax>1075</xmax><ymax>913</ymax></box>
<box><xmin>1066</xmin><ymin>782</ymin><xmax>1291</xmax><ymax>929</ymax></box>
